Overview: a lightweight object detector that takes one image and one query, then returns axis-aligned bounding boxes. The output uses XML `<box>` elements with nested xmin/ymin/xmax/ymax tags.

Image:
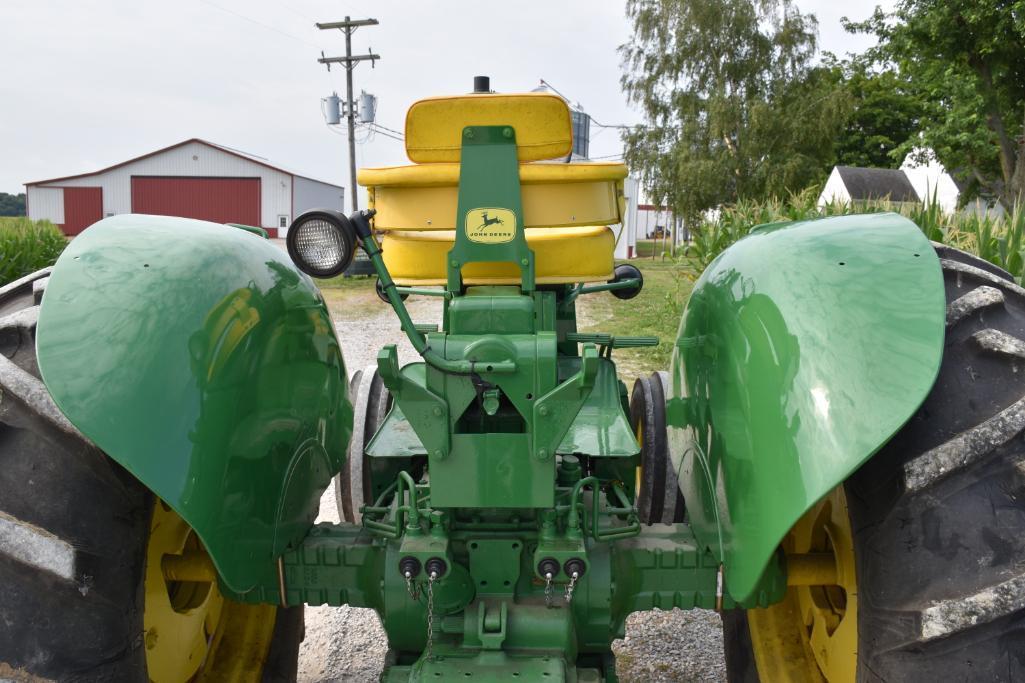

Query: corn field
<box><xmin>684</xmin><ymin>188</ymin><xmax>1025</xmax><ymax>283</ymax></box>
<box><xmin>0</xmin><ymin>217</ymin><xmax>67</xmax><ymax>287</ymax></box>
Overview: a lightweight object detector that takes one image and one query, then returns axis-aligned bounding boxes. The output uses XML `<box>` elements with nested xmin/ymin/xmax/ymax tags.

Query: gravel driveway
<box><xmin>297</xmin><ymin>289</ymin><xmax>727</xmax><ymax>682</ymax></box>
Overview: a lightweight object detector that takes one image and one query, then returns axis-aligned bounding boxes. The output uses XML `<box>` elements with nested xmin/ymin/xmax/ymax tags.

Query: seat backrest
<box><xmin>404</xmin><ymin>93</ymin><xmax>572</xmax><ymax>163</ymax></box>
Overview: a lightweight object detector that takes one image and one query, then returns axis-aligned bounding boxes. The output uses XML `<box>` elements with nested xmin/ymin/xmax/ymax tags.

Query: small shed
<box><xmin>818</xmin><ymin>166</ymin><xmax>921</xmax><ymax>208</ymax></box>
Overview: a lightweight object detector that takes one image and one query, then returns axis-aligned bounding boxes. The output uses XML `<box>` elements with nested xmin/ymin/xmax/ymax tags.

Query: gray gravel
<box><xmin>297</xmin><ymin>294</ymin><xmax>727</xmax><ymax>682</ymax></box>
<box><xmin>613</xmin><ymin>609</ymin><xmax>727</xmax><ymax>683</ymax></box>
<box><xmin>297</xmin><ymin>485</ymin><xmax>388</xmax><ymax>683</ymax></box>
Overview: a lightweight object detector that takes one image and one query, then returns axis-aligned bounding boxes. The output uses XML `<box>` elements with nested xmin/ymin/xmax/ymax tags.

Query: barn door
<box><xmin>62</xmin><ymin>187</ymin><xmax>103</xmax><ymax>236</ymax></box>
<box><xmin>131</xmin><ymin>176</ymin><xmax>261</xmax><ymax>227</ymax></box>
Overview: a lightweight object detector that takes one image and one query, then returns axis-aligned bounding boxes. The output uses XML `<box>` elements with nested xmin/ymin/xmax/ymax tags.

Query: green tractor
<box><xmin>2</xmin><ymin>80</ymin><xmax>1024</xmax><ymax>682</ymax></box>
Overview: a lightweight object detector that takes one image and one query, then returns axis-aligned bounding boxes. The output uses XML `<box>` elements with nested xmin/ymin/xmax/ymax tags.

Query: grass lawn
<box><xmin>314</xmin><ymin>273</ymin><xmax>375</xmax><ymax>289</ymax></box>
<box><xmin>634</xmin><ymin>238</ymin><xmax>682</xmax><ymax>260</ymax></box>
<box><xmin>313</xmin><ymin>274</ymin><xmax>382</xmax><ymax>319</ymax></box>
<box><xmin>576</xmin><ymin>259</ymin><xmax>694</xmax><ymax>379</ymax></box>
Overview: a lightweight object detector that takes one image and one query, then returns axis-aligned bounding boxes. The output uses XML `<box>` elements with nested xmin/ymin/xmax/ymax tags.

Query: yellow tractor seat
<box><xmin>382</xmin><ymin>226</ymin><xmax>615</xmax><ymax>286</ymax></box>
<box><xmin>358</xmin><ymin>92</ymin><xmax>627</xmax><ymax>285</ymax></box>
<box><xmin>405</xmin><ymin>93</ymin><xmax>574</xmax><ymax>163</ymax></box>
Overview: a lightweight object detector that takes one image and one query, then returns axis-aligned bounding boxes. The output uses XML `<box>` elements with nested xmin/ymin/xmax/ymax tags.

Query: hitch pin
<box><xmin>564</xmin><ymin>571</ymin><xmax>579</xmax><ymax>604</ymax></box>
<box><xmin>404</xmin><ymin>570</ymin><xmax>419</xmax><ymax>601</ymax></box>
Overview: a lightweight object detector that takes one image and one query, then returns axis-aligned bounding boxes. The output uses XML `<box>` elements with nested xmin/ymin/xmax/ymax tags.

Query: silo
<box><xmin>531</xmin><ymin>82</ymin><xmax>590</xmax><ymax>160</ymax></box>
<box><xmin>571</xmin><ymin>108</ymin><xmax>590</xmax><ymax>160</ymax></box>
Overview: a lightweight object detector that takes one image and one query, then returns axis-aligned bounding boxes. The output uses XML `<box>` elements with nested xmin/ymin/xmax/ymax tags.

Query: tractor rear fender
<box><xmin>670</xmin><ymin>213</ymin><xmax>945</xmax><ymax>603</ymax></box>
<box><xmin>35</xmin><ymin>215</ymin><xmax>353</xmax><ymax>593</ymax></box>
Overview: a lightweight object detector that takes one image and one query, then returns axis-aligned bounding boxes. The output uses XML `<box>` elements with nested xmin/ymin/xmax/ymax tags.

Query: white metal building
<box><xmin>25</xmin><ymin>139</ymin><xmax>344</xmax><ymax>236</ymax></box>
<box><xmin>635</xmin><ymin>204</ymin><xmax>677</xmax><ymax>240</ymax></box>
<box><xmin>614</xmin><ymin>176</ymin><xmax>640</xmax><ymax>259</ymax></box>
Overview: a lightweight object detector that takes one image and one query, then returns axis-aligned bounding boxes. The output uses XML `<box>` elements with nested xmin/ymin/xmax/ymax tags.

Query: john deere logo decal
<box><xmin>466</xmin><ymin>207</ymin><xmax>516</xmax><ymax>244</ymax></box>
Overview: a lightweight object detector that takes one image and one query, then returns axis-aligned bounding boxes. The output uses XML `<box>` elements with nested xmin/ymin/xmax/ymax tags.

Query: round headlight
<box><xmin>286</xmin><ymin>210</ymin><xmax>357</xmax><ymax>278</ymax></box>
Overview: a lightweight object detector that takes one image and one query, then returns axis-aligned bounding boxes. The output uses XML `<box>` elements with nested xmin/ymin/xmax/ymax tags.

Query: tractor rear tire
<box><xmin>630</xmin><ymin>371</ymin><xmax>685</xmax><ymax>524</ymax></box>
<box><xmin>724</xmin><ymin>244</ymin><xmax>1025</xmax><ymax>681</ymax></box>
<box><xmin>0</xmin><ymin>269</ymin><xmax>303</xmax><ymax>682</ymax></box>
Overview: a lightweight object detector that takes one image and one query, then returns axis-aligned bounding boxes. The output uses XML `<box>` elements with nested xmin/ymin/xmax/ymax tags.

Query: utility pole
<box><xmin>316</xmin><ymin>17</ymin><xmax>379</xmax><ymax>212</ymax></box>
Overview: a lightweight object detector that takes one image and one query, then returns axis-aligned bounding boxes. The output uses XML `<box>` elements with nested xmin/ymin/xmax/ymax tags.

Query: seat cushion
<box><xmin>358</xmin><ymin>162</ymin><xmax>628</xmax><ymax>232</ymax></box>
<box><xmin>405</xmin><ymin>93</ymin><xmax>572</xmax><ymax>163</ymax></box>
<box><xmin>382</xmin><ymin>226</ymin><xmax>615</xmax><ymax>285</ymax></box>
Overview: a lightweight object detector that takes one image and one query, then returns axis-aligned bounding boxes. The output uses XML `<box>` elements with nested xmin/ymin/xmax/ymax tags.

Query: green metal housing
<box><xmin>35</xmin><ymin>214</ymin><xmax>353</xmax><ymax>592</ymax></box>
<box><xmin>669</xmin><ymin>212</ymin><xmax>946</xmax><ymax>602</ymax></box>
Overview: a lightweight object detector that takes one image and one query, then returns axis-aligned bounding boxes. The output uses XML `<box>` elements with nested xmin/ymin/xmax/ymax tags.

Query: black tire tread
<box><xmin>846</xmin><ymin>246</ymin><xmax>1025</xmax><ymax>680</ymax></box>
<box><xmin>651</xmin><ymin>371</ymin><xmax>686</xmax><ymax>523</ymax></box>
<box><xmin>630</xmin><ymin>376</ymin><xmax>663</xmax><ymax>524</ymax></box>
<box><xmin>630</xmin><ymin>374</ymin><xmax>685</xmax><ymax>524</ymax></box>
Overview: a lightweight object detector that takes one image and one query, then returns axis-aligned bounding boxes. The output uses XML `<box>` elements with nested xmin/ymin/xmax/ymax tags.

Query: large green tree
<box><xmin>829</xmin><ymin>62</ymin><xmax>924</xmax><ymax>169</ymax></box>
<box><xmin>620</xmin><ymin>0</ymin><xmax>847</xmax><ymax>218</ymax></box>
<box><xmin>846</xmin><ymin>1</ymin><xmax>1025</xmax><ymax>208</ymax></box>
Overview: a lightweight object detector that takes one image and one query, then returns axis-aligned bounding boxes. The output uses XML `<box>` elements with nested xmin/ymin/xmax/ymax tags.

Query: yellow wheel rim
<box><xmin>143</xmin><ymin>500</ymin><xmax>278</xmax><ymax>682</ymax></box>
<box><xmin>748</xmin><ymin>485</ymin><xmax>858</xmax><ymax>682</ymax></box>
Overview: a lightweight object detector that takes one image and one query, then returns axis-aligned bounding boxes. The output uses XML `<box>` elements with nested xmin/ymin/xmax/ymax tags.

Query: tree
<box><xmin>846</xmin><ymin>1</ymin><xmax>1025</xmax><ymax>209</ymax></box>
<box><xmin>0</xmin><ymin>193</ymin><xmax>26</xmax><ymax>217</ymax></box>
<box><xmin>620</xmin><ymin>0</ymin><xmax>847</xmax><ymax>218</ymax></box>
<box><xmin>829</xmin><ymin>62</ymin><xmax>925</xmax><ymax>169</ymax></box>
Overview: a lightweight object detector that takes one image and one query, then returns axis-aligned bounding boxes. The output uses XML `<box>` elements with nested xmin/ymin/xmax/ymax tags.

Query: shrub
<box><xmin>0</xmin><ymin>217</ymin><xmax>68</xmax><ymax>287</ymax></box>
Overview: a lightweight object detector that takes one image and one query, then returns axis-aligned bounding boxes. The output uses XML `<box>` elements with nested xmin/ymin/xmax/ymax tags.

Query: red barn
<box><xmin>24</xmin><ymin>139</ymin><xmax>344</xmax><ymax>237</ymax></box>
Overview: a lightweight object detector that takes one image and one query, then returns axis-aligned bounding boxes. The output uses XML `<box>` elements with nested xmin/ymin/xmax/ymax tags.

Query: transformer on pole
<box><xmin>323</xmin><ymin>93</ymin><xmax>341</xmax><ymax>125</ymax></box>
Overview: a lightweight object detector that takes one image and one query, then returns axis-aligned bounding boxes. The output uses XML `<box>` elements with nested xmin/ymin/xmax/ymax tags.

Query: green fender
<box><xmin>669</xmin><ymin>213</ymin><xmax>945</xmax><ymax>603</ymax></box>
<box><xmin>35</xmin><ymin>215</ymin><xmax>352</xmax><ymax>593</ymax></box>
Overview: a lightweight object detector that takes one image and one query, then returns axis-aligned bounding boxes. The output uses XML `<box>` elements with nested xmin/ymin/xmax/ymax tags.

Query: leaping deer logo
<box><xmin>476</xmin><ymin>211</ymin><xmax>505</xmax><ymax>231</ymax></box>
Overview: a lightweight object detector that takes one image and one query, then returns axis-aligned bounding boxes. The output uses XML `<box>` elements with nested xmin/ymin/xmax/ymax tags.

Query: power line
<box><xmin>372</xmin><ymin>122</ymin><xmax>405</xmax><ymax>137</ymax></box>
<box><xmin>197</xmin><ymin>0</ymin><xmax>323</xmax><ymax>49</ymax></box>
<box><xmin>370</xmin><ymin>126</ymin><xmax>403</xmax><ymax>142</ymax></box>
<box><xmin>327</xmin><ymin>122</ymin><xmax>378</xmax><ymax>146</ymax></box>
<box><xmin>279</xmin><ymin>3</ymin><xmax>318</xmax><ymax>23</ymax></box>
<box><xmin>538</xmin><ymin>78</ymin><xmax>643</xmax><ymax>129</ymax></box>
<box><xmin>365</xmin><ymin>123</ymin><xmax>403</xmax><ymax>143</ymax></box>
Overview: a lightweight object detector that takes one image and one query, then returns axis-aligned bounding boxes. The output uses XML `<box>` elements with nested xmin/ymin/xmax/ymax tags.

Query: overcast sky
<box><xmin>0</xmin><ymin>0</ymin><xmax>892</xmax><ymax>197</ymax></box>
